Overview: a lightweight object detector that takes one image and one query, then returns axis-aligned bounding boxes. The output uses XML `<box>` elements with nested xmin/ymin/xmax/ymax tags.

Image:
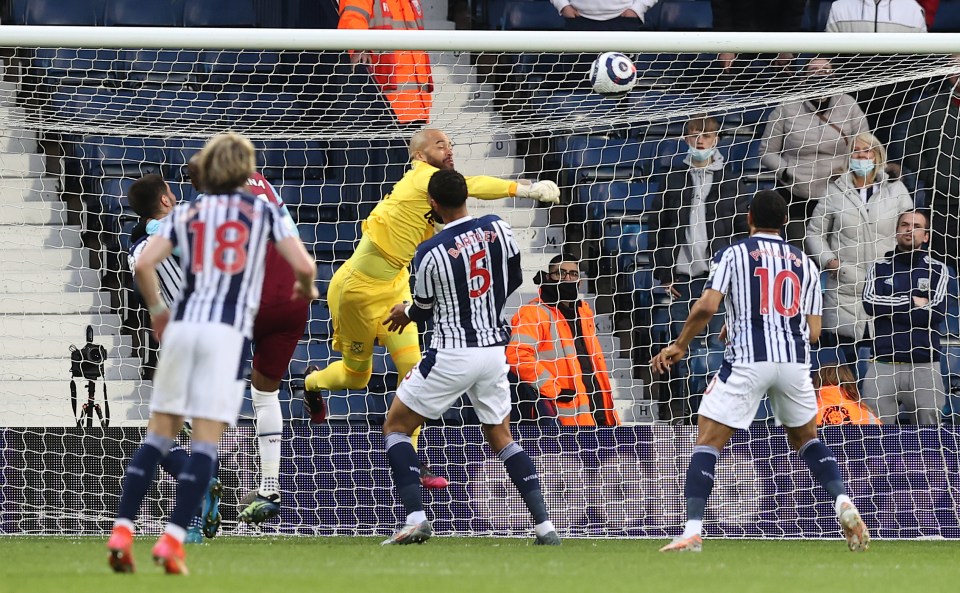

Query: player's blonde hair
<box><xmin>200</xmin><ymin>132</ymin><xmax>256</xmax><ymax>194</ymax></box>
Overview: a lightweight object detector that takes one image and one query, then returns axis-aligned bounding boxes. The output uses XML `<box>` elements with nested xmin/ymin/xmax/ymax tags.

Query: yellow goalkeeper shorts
<box><xmin>327</xmin><ymin>259</ymin><xmax>417</xmax><ymax>360</ymax></box>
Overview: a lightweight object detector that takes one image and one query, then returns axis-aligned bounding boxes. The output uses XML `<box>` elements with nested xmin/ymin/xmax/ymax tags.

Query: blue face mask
<box><xmin>687</xmin><ymin>145</ymin><xmax>715</xmax><ymax>163</ymax></box>
<box><xmin>145</xmin><ymin>219</ymin><xmax>161</xmax><ymax>235</ymax></box>
<box><xmin>850</xmin><ymin>157</ymin><xmax>876</xmax><ymax>177</ymax></box>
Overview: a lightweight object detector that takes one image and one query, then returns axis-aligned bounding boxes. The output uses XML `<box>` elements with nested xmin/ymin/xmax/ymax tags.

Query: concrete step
<box><xmin>0</xmin><ymin>334</ymin><xmax>132</xmax><ymax>359</ymax></box>
<box><xmin>492</xmin><ymin>206</ymin><xmax>550</xmax><ymax>229</ymax></box>
<box><xmin>0</xmin><ymin>380</ymin><xmax>153</xmax><ymax>427</ymax></box>
<box><xmin>0</xmin><ymin>313</ymin><xmax>123</xmax><ymax>339</ymax></box>
<box><xmin>0</xmin><ymin>151</ymin><xmax>45</xmax><ymax>177</ymax></box>
<box><xmin>0</xmin><ymin>270</ymin><xmax>101</xmax><ymax>293</ymax></box>
<box><xmin>0</xmin><ymin>128</ymin><xmax>39</xmax><ymax>153</ymax></box>
<box><xmin>0</xmin><ymin>81</ymin><xmax>17</xmax><ymax>108</ymax></box>
<box><xmin>1</xmin><ymin>357</ymin><xmax>143</xmax><ymax>381</ymax></box>
<box><xmin>0</xmin><ymin>247</ymin><xmax>86</xmax><ymax>270</ymax></box>
<box><xmin>0</xmin><ymin>176</ymin><xmax>59</xmax><ymax>203</ymax></box>
<box><xmin>0</xmin><ymin>201</ymin><xmax>66</xmax><ymax>224</ymax></box>
<box><xmin>0</xmin><ymin>225</ymin><xmax>82</xmax><ymax>249</ymax></box>
<box><xmin>0</xmin><ymin>291</ymin><xmax>110</xmax><ymax>314</ymax></box>
<box><xmin>512</xmin><ymin>226</ymin><xmax>564</xmax><ymax>252</ymax></box>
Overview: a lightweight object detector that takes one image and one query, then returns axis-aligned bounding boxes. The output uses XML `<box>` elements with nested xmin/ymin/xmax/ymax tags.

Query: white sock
<box><xmin>534</xmin><ymin>521</ymin><xmax>556</xmax><ymax>537</ymax></box>
<box><xmin>406</xmin><ymin>511</ymin><xmax>427</xmax><ymax>525</ymax></box>
<box><xmin>682</xmin><ymin>519</ymin><xmax>703</xmax><ymax>539</ymax></box>
<box><xmin>835</xmin><ymin>494</ymin><xmax>852</xmax><ymax>516</ymax></box>
<box><xmin>113</xmin><ymin>518</ymin><xmax>135</xmax><ymax>534</ymax></box>
<box><xmin>164</xmin><ymin>524</ymin><xmax>187</xmax><ymax>543</ymax></box>
<box><xmin>252</xmin><ymin>387</ymin><xmax>282</xmax><ymax>495</ymax></box>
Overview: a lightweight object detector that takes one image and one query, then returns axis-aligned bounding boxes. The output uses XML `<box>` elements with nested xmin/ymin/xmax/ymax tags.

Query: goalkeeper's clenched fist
<box><xmin>515</xmin><ymin>179</ymin><xmax>560</xmax><ymax>204</ymax></box>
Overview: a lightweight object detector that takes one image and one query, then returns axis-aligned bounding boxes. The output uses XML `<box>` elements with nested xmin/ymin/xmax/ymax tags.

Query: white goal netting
<box><xmin>1</xmin><ymin>30</ymin><xmax>959</xmax><ymax>539</ymax></box>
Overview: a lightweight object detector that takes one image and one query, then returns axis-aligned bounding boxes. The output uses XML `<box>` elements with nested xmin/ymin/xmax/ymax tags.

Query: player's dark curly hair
<box><xmin>428</xmin><ymin>168</ymin><xmax>468</xmax><ymax>209</ymax></box>
<box><xmin>750</xmin><ymin>189</ymin><xmax>788</xmax><ymax>230</ymax></box>
<box><xmin>127</xmin><ymin>174</ymin><xmax>169</xmax><ymax>219</ymax></box>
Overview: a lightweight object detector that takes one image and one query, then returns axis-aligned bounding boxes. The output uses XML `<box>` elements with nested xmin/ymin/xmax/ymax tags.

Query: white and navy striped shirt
<box><xmin>709</xmin><ymin>232</ymin><xmax>822</xmax><ymax>364</ymax></box>
<box><xmin>409</xmin><ymin>214</ymin><xmax>523</xmax><ymax>349</ymax></box>
<box><xmin>158</xmin><ymin>190</ymin><xmax>295</xmax><ymax>338</ymax></box>
<box><xmin>129</xmin><ymin>225</ymin><xmax>184</xmax><ymax>307</ymax></box>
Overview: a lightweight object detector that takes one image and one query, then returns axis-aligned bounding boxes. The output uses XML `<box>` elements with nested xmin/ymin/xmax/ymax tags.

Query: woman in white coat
<box><xmin>806</xmin><ymin>132</ymin><xmax>914</xmax><ymax>376</ymax></box>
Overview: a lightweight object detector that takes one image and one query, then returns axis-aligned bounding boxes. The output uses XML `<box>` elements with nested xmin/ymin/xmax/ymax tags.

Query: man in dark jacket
<box><xmin>711</xmin><ymin>0</ymin><xmax>807</xmax><ymax>71</ymax></box>
<box><xmin>651</xmin><ymin>115</ymin><xmax>750</xmax><ymax>420</ymax></box>
<box><xmin>862</xmin><ymin>210</ymin><xmax>948</xmax><ymax>424</ymax></box>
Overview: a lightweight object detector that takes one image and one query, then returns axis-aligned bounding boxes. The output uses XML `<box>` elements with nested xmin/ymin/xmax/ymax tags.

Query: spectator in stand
<box><xmin>861</xmin><ymin>209</ymin><xmax>948</xmax><ymax>424</ymax></box>
<box><xmin>814</xmin><ymin>363</ymin><xmax>881</xmax><ymax>425</ymax></box>
<box><xmin>806</xmin><ymin>133</ymin><xmax>914</xmax><ymax>380</ymax></box>
<box><xmin>651</xmin><ymin>114</ymin><xmax>750</xmax><ymax>420</ymax></box>
<box><xmin>711</xmin><ymin>0</ymin><xmax>807</xmax><ymax>71</ymax></box>
<box><xmin>550</xmin><ymin>0</ymin><xmax>658</xmax><ymax>30</ymax></box>
<box><xmin>507</xmin><ymin>254</ymin><xmax>620</xmax><ymax>427</ymax></box>
<box><xmin>760</xmin><ymin>57</ymin><xmax>870</xmax><ymax>243</ymax></box>
<box><xmin>826</xmin><ymin>0</ymin><xmax>927</xmax><ymax>32</ymax></box>
<box><xmin>904</xmin><ymin>62</ymin><xmax>960</xmax><ymax>275</ymax></box>
<box><xmin>338</xmin><ymin>0</ymin><xmax>433</xmax><ymax>125</ymax></box>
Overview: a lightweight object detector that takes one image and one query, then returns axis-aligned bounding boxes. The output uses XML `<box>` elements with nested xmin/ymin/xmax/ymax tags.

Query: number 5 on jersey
<box><xmin>469</xmin><ymin>249</ymin><xmax>491</xmax><ymax>298</ymax></box>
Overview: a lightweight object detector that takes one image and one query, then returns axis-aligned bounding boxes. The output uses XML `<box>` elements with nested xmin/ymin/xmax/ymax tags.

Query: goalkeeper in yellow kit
<box><xmin>303</xmin><ymin>129</ymin><xmax>559</xmax><ymax>488</ymax></box>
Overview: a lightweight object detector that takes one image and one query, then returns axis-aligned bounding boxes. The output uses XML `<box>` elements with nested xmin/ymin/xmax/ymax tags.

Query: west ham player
<box><xmin>652</xmin><ymin>190</ymin><xmax>870</xmax><ymax>553</ymax></box>
<box><xmin>379</xmin><ymin>169</ymin><xmax>560</xmax><ymax>546</ymax></box>
<box><xmin>107</xmin><ymin>133</ymin><xmax>318</xmax><ymax>574</ymax></box>
<box><xmin>302</xmin><ymin>128</ymin><xmax>560</xmax><ymax>488</ymax></box>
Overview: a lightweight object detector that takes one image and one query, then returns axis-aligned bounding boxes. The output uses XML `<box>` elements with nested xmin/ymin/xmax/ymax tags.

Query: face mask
<box><xmin>539</xmin><ymin>281</ymin><xmax>579</xmax><ymax>304</ymax></box>
<box><xmin>687</xmin><ymin>145</ymin><xmax>715</xmax><ymax>163</ymax></box>
<box><xmin>850</xmin><ymin>157</ymin><xmax>876</xmax><ymax>177</ymax></box>
<box><xmin>145</xmin><ymin>219</ymin><xmax>161</xmax><ymax>235</ymax></box>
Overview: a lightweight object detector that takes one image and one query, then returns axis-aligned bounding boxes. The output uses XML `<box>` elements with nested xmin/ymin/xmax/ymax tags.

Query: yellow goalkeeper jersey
<box><xmin>360</xmin><ymin>160</ymin><xmax>517</xmax><ymax>273</ymax></box>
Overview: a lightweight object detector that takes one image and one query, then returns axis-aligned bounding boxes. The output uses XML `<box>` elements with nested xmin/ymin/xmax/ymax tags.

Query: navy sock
<box><xmin>170</xmin><ymin>441</ymin><xmax>217</xmax><ymax>530</ymax></box>
<box><xmin>385</xmin><ymin>433</ymin><xmax>423</xmax><ymax>515</ymax></box>
<box><xmin>499</xmin><ymin>442</ymin><xmax>549</xmax><ymax>524</ymax></box>
<box><xmin>799</xmin><ymin>438</ymin><xmax>846</xmax><ymax>499</ymax></box>
<box><xmin>117</xmin><ymin>433</ymin><xmax>173</xmax><ymax>522</ymax></box>
<box><xmin>684</xmin><ymin>445</ymin><xmax>719</xmax><ymax>522</ymax></box>
<box><xmin>160</xmin><ymin>445</ymin><xmax>189</xmax><ymax>478</ymax></box>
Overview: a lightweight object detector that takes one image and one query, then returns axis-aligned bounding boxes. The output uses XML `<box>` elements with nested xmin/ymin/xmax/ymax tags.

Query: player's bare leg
<box><xmin>240</xmin><ymin>369</ymin><xmax>284</xmax><ymax>525</ymax></box>
<box><xmin>483</xmin><ymin>417</ymin><xmax>559</xmax><ymax>545</ymax></box>
<box><xmin>661</xmin><ymin>415</ymin><xmax>735</xmax><ymax>552</ymax></box>
<box><xmin>787</xmin><ymin>420</ymin><xmax>869</xmax><ymax>552</ymax></box>
<box><xmin>381</xmin><ymin>397</ymin><xmax>433</xmax><ymax>545</ymax></box>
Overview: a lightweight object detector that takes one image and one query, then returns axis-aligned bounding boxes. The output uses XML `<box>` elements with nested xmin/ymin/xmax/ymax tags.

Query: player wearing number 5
<box><xmin>652</xmin><ymin>190</ymin><xmax>869</xmax><ymax>553</ymax></box>
<box><xmin>107</xmin><ymin>133</ymin><xmax>318</xmax><ymax>574</ymax></box>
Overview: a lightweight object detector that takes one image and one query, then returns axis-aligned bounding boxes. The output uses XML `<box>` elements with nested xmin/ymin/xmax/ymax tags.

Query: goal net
<box><xmin>2</xmin><ymin>28</ymin><xmax>959</xmax><ymax>540</ymax></box>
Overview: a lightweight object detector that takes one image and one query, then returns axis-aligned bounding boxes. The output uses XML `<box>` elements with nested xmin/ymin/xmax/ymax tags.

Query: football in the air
<box><xmin>590</xmin><ymin>52</ymin><xmax>637</xmax><ymax>96</ymax></box>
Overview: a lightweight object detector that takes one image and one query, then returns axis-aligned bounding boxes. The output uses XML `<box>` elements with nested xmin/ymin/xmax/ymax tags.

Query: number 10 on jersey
<box><xmin>754</xmin><ymin>267</ymin><xmax>800</xmax><ymax>317</ymax></box>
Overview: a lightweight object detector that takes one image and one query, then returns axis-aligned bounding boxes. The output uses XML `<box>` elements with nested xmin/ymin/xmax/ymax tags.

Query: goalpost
<box><xmin>1</xmin><ymin>26</ymin><xmax>959</xmax><ymax>539</ymax></box>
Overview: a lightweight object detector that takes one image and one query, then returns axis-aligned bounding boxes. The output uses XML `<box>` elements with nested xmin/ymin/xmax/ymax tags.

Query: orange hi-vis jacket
<box><xmin>338</xmin><ymin>0</ymin><xmax>433</xmax><ymax>123</ymax></box>
<box><xmin>816</xmin><ymin>385</ymin><xmax>882</xmax><ymax>425</ymax></box>
<box><xmin>507</xmin><ymin>298</ymin><xmax>620</xmax><ymax>426</ymax></box>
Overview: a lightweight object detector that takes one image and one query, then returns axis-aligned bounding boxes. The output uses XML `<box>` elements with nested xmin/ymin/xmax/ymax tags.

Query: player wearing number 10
<box><xmin>652</xmin><ymin>190</ymin><xmax>869</xmax><ymax>553</ymax></box>
<box><xmin>107</xmin><ymin>133</ymin><xmax>318</xmax><ymax>575</ymax></box>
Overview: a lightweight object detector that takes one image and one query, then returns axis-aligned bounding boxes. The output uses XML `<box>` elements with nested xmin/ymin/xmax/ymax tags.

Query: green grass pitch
<box><xmin>3</xmin><ymin>536</ymin><xmax>959</xmax><ymax>593</ymax></box>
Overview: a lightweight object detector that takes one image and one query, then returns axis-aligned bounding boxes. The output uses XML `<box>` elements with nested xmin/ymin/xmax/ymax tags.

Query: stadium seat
<box><xmin>79</xmin><ymin>136</ymin><xmax>166</xmax><ymax>177</ymax></box>
<box><xmin>500</xmin><ymin>1</ymin><xmax>565</xmax><ymax>30</ymax></box>
<box><xmin>572</xmin><ymin>180</ymin><xmax>659</xmax><ymax>230</ymax></box>
<box><xmin>257</xmin><ymin>140</ymin><xmax>325</xmax><ymax>181</ymax></box>
<box><xmin>9</xmin><ymin>0</ymin><xmax>28</xmax><ymax>24</ymax></box>
<box><xmin>277</xmin><ymin>183</ymin><xmax>345</xmax><ymax>224</ymax></box>
<box><xmin>183</xmin><ymin>0</ymin><xmax>256</xmax><ymax>27</ymax></box>
<box><xmin>119</xmin><ymin>49</ymin><xmax>198</xmax><ymax>87</ymax></box>
<box><xmin>557</xmin><ymin>136</ymin><xmax>647</xmax><ymax>186</ymax></box>
<box><xmin>165</xmin><ymin>138</ymin><xmax>206</xmax><ymax>181</ymax></box>
<box><xmin>599</xmin><ymin>218</ymin><xmax>651</xmax><ymax>277</ymax></box>
<box><xmin>25</xmin><ymin>0</ymin><xmax>98</xmax><ymax>24</ymax></box>
<box><xmin>656</xmin><ymin>0</ymin><xmax>713</xmax><ymax>31</ymax></box>
<box><xmin>196</xmin><ymin>50</ymin><xmax>283</xmax><ymax>87</ymax></box>
<box><xmin>527</xmin><ymin>91</ymin><xmax>616</xmax><ymax>127</ymax></box>
<box><xmin>933</xmin><ymin>2</ymin><xmax>960</xmax><ymax>32</ymax></box>
<box><xmin>305</xmin><ymin>303</ymin><xmax>333</xmax><ymax>340</ymax></box>
<box><xmin>103</xmin><ymin>0</ymin><xmax>177</xmax><ymax>26</ymax></box>
<box><xmin>315</xmin><ymin>261</ymin><xmax>342</xmax><ymax>300</ymax></box>
<box><xmin>300</xmin><ymin>221</ymin><xmax>362</xmax><ymax>257</ymax></box>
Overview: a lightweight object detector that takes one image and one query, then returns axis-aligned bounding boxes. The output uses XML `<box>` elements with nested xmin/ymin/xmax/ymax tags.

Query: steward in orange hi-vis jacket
<box><xmin>338</xmin><ymin>0</ymin><xmax>433</xmax><ymax>124</ymax></box>
<box><xmin>814</xmin><ymin>364</ymin><xmax>881</xmax><ymax>426</ymax></box>
<box><xmin>506</xmin><ymin>255</ymin><xmax>620</xmax><ymax>426</ymax></box>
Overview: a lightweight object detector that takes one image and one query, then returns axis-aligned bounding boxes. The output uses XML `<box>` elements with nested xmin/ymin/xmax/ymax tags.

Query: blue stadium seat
<box><xmin>300</xmin><ymin>221</ymin><xmax>362</xmax><ymax>256</ymax></box>
<box><xmin>501</xmin><ymin>1</ymin><xmax>565</xmax><ymax>30</ymax></box>
<box><xmin>258</xmin><ymin>140</ymin><xmax>325</xmax><ymax>181</ymax></box>
<box><xmin>573</xmin><ymin>179</ymin><xmax>659</xmax><ymax>226</ymax></box>
<box><xmin>25</xmin><ymin>0</ymin><xmax>98</xmax><ymax>24</ymax></box>
<box><xmin>557</xmin><ymin>136</ymin><xmax>647</xmax><ymax>185</ymax></box>
<box><xmin>528</xmin><ymin>91</ymin><xmax>616</xmax><ymax>126</ymax></box>
<box><xmin>305</xmin><ymin>303</ymin><xmax>333</xmax><ymax>340</ymax></box>
<box><xmin>120</xmin><ymin>49</ymin><xmax>198</xmax><ymax>87</ymax></box>
<box><xmin>166</xmin><ymin>180</ymin><xmax>198</xmax><ymax>204</ymax></box>
<box><xmin>656</xmin><ymin>0</ymin><xmax>713</xmax><ymax>31</ymax></box>
<box><xmin>600</xmin><ymin>219</ymin><xmax>651</xmax><ymax>275</ymax></box>
<box><xmin>316</xmin><ymin>261</ymin><xmax>342</xmax><ymax>300</ymax></box>
<box><xmin>80</xmin><ymin>136</ymin><xmax>166</xmax><ymax>177</ymax></box>
<box><xmin>165</xmin><ymin>138</ymin><xmax>206</xmax><ymax>181</ymax></box>
<box><xmin>103</xmin><ymin>0</ymin><xmax>177</xmax><ymax>25</ymax></box>
<box><xmin>933</xmin><ymin>2</ymin><xmax>960</xmax><ymax>32</ymax></box>
<box><xmin>196</xmin><ymin>50</ymin><xmax>283</xmax><ymax>86</ymax></box>
<box><xmin>277</xmin><ymin>183</ymin><xmax>345</xmax><ymax>224</ymax></box>
<box><xmin>183</xmin><ymin>0</ymin><xmax>256</xmax><ymax>27</ymax></box>
<box><xmin>9</xmin><ymin>0</ymin><xmax>27</xmax><ymax>24</ymax></box>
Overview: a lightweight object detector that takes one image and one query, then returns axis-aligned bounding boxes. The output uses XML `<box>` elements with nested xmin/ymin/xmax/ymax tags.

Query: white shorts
<box><xmin>150</xmin><ymin>321</ymin><xmax>248</xmax><ymax>426</ymax></box>
<box><xmin>698</xmin><ymin>361</ymin><xmax>816</xmax><ymax>430</ymax></box>
<box><xmin>397</xmin><ymin>346</ymin><xmax>511</xmax><ymax>425</ymax></box>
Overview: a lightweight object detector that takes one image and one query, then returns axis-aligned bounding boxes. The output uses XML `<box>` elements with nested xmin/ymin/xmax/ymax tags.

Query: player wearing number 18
<box><xmin>651</xmin><ymin>190</ymin><xmax>869</xmax><ymax>553</ymax></box>
<box><xmin>107</xmin><ymin>133</ymin><xmax>318</xmax><ymax>575</ymax></box>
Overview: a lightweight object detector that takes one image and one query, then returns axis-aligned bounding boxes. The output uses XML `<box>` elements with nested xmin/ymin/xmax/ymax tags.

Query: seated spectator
<box><xmin>551</xmin><ymin>0</ymin><xmax>657</xmax><ymax>30</ymax></box>
<box><xmin>918</xmin><ymin>0</ymin><xmax>939</xmax><ymax>28</ymax></box>
<box><xmin>711</xmin><ymin>0</ymin><xmax>807</xmax><ymax>71</ymax></box>
<box><xmin>651</xmin><ymin>114</ymin><xmax>749</xmax><ymax>420</ymax></box>
<box><xmin>861</xmin><ymin>210</ymin><xmax>947</xmax><ymax>424</ymax></box>
<box><xmin>826</xmin><ymin>0</ymin><xmax>926</xmax><ymax>32</ymax></box>
<box><xmin>904</xmin><ymin>61</ymin><xmax>960</xmax><ymax>275</ymax></box>
<box><xmin>506</xmin><ymin>254</ymin><xmax>620</xmax><ymax>426</ymax></box>
<box><xmin>760</xmin><ymin>57</ymin><xmax>870</xmax><ymax>243</ymax></box>
<box><xmin>814</xmin><ymin>363</ymin><xmax>881</xmax><ymax>425</ymax></box>
<box><xmin>806</xmin><ymin>133</ymin><xmax>914</xmax><ymax>379</ymax></box>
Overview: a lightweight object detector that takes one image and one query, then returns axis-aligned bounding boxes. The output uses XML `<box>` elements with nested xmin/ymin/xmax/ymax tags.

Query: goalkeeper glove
<box><xmin>516</xmin><ymin>180</ymin><xmax>560</xmax><ymax>204</ymax></box>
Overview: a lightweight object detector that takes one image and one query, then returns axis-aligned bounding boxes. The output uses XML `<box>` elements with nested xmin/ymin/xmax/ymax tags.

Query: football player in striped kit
<box><xmin>107</xmin><ymin>133</ymin><xmax>318</xmax><ymax>574</ymax></box>
<box><xmin>652</xmin><ymin>190</ymin><xmax>869</xmax><ymax>553</ymax></box>
<box><xmin>378</xmin><ymin>169</ymin><xmax>560</xmax><ymax>546</ymax></box>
